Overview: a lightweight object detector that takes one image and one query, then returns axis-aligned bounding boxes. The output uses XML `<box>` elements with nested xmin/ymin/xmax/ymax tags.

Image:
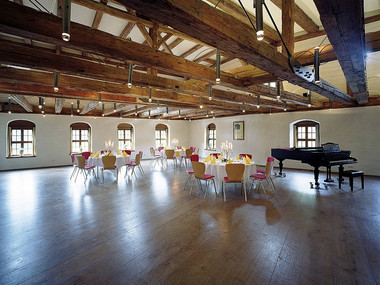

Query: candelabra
<box><xmin>221</xmin><ymin>140</ymin><xmax>233</xmax><ymax>159</ymax></box>
<box><xmin>171</xmin><ymin>138</ymin><xmax>179</xmax><ymax>149</ymax></box>
<box><xmin>105</xmin><ymin>139</ymin><xmax>114</xmax><ymax>152</ymax></box>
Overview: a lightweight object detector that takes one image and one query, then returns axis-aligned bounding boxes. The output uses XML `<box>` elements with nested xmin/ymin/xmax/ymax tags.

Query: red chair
<box><xmin>158</xmin><ymin>146</ymin><xmax>164</xmax><ymax>152</ymax></box>
<box><xmin>183</xmin><ymin>154</ymin><xmax>200</xmax><ymax>190</ymax></box>
<box><xmin>82</xmin><ymin>151</ymin><xmax>91</xmax><ymax>160</ymax></box>
<box><xmin>125</xmin><ymin>153</ymin><xmax>142</xmax><ymax>178</ymax></box>
<box><xmin>249</xmin><ymin>158</ymin><xmax>275</xmax><ymax>198</ymax></box>
<box><xmin>239</xmin><ymin>153</ymin><xmax>252</xmax><ymax>159</ymax></box>
<box><xmin>190</xmin><ymin>146</ymin><xmax>196</xmax><ymax>153</ymax></box>
<box><xmin>211</xmin><ymin>153</ymin><xmax>221</xmax><ymax>158</ymax></box>
<box><xmin>257</xmin><ymin>157</ymin><xmax>275</xmax><ymax>189</ymax></box>
<box><xmin>122</xmin><ymin>150</ymin><xmax>132</xmax><ymax>155</ymax></box>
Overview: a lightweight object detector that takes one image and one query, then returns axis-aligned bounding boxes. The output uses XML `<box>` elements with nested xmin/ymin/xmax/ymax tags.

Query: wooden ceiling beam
<box><xmin>270</xmin><ymin>0</ymin><xmax>319</xmax><ymax>33</ymax></box>
<box><xmin>168</xmin><ymin>38</ymin><xmax>184</xmax><ymax>50</ymax></box>
<box><xmin>119</xmin><ymin>22</ymin><xmax>135</xmax><ymax>39</ymax></box>
<box><xmin>314</xmin><ymin>0</ymin><xmax>368</xmax><ymax>103</ymax></box>
<box><xmin>113</xmin><ymin>0</ymin><xmax>355</xmax><ymax>104</ymax></box>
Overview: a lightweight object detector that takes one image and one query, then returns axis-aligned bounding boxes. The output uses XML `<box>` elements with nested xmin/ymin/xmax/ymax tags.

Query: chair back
<box><xmin>138</xmin><ymin>151</ymin><xmax>143</xmax><ymax>159</ymax></box>
<box><xmin>102</xmin><ymin>156</ymin><xmax>116</xmax><ymax>169</ymax></box>
<box><xmin>267</xmin><ymin>156</ymin><xmax>275</xmax><ymax>162</ymax></box>
<box><xmin>82</xmin><ymin>151</ymin><xmax>91</xmax><ymax>160</ymax></box>
<box><xmin>211</xmin><ymin>153</ymin><xmax>220</xmax><ymax>157</ymax></box>
<box><xmin>158</xmin><ymin>146</ymin><xmax>164</xmax><ymax>151</ymax></box>
<box><xmin>225</xmin><ymin>163</ymin><xmax>245</xmax><ymax>182</ymax></box>
<box><xmin>265</xmin><ymin>160</ymin><xmax>274</xmax><ymax>176</ymax></box>
<box><xmin>239</xmin><ymin>153</ymin><xmax>252</xmax><ymax>159</ymax></box>
<box><xmin>123</xmin><ymin>150</ymin><xmax>132</xmax><ymax>155</ymax></box>
<box><xmin>150</xmin><ymin>147</ymin><xmax>156</xmax><ymax>157</ymax></box>
<box><xmin>76</xmin><ymin>156</ymin><xmax>86</xmax><ymax>169</ymax></box>
<box><xmin>135</xmin><ymin>153</ymin><xmax>141</xmax><ymax>165</ymax></box>
<box><xmin>192</xmin><ymin>161</ymin><xmax>206</xmax><ymax>179</ymax></box>
<box><xmin>165</xmin><ymin>149</ymin><xmax>175</xmax><ymax>159</ymax></box>
<box><xmin>185</xmin><ymin>148</ymin><xmax>193</xmax><ymax>158</ymax></box>
<box><xmin>190</xmin><ymin>154</ymin><xmax>199</xmax><ymax>162</ymax></box>
<box><xmin>190</xmin><ymin>146</ymin><xmax>196</xmax><ymax>152</ymax></box>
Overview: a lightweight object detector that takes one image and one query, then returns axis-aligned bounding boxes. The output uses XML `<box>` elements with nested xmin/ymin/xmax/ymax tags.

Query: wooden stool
<box><xmin>339</xmin><ymin>170</ymin><xmax>364</xmax><ymax>191</ymax></box>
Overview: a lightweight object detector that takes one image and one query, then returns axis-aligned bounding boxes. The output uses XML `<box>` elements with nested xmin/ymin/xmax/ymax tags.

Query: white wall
<box><xmin>1</xmin><ymin>106</ymin><xmax>380</xmax><ymax>175</ymax></box>
<box><xmin>189</xmin><ymin>106</ymin><xmax>380</xmax><ymax>176</ymax></box>
<box><xmin>0</xmin><ymin>113</ymin><xmax>189</xmax><ymax>171</ymax></box>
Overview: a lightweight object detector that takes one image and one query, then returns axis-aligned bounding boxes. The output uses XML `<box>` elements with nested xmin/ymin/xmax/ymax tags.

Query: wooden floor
<box><xmin>0</xmin><ymin>161</ymin><xmax>379</xmax><ymax>284</ymax></box>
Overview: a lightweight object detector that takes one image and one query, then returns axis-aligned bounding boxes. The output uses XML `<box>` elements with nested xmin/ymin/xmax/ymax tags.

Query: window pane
<box><xmin>72</xmin><ymin>142</ymin><xmax>80</xmax><ymax>153</ymax></box>
<box><xmin>125</xmin><ymin>130</ymin><xmax>131</xmax><ymax>139</ymax></box>
<box><xmin>309</xmin><ymin>141</ymin><xmax>316</xmax><ymax>147</ymax></box>
<box><xmin>81</xmin><ymin>142</ymin><xmax>89</xmax><ymax>152</ymax></box>
<box><xmin>72</xmin><ymin>130</ymin><xmax>79</xmax><ymax>140</ymax></box>
<box><xmin>24</xmin><ymin>143</ymin><xmax>33</xmax><ymax>155</ymax></box>
<box><xmin>81</xmin><ymin>130</ymin><xmax>88</xmax><ymax>140</ymax></box>
<box><xmin>118</xmin><ymin>130</ymin><xmax>124</xmax><ymax>139</ymax></box>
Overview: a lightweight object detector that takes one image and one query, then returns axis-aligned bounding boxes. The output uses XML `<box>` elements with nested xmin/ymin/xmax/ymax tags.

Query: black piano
<box><xmin>271</xmin><ymin>142</ymin><xmax>357</xmax><ymax>186</ymax></box>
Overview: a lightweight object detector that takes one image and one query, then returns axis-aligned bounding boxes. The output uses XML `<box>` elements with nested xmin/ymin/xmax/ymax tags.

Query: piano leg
<box><xmin>276</xmin><ymin>160</ymin><xmax>286</xmax><ymax>177</ymax></box>
<box><xmin>324</xmin><ymin>166</ymin><xmax>334</xmax><ymax>182</ymax></box>
<box><xmin>313</xmin><ymin>167</ymin><xmax>320</xmax><ymax>187</ymax></box>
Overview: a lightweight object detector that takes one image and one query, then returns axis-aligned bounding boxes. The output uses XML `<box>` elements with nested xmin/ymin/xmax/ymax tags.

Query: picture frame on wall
<box><xmin>233</xmin><ymin>121</ymin><xmax>244</xmax><ymax>140</ymax></box>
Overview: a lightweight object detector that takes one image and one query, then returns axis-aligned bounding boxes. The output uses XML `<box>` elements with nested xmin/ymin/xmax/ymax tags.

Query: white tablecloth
<box><xmin>204</xmin><ymin>161</ymin><xmax>257</xmax><ymax>189</ymax></box>
<box><xmin>87</xmin><ymin>155</ymin><xmax>131</xmax><ymax>169</ymax></box>
<box><xmin>160</xmin><ymin>150</ymin><xmax>186</xmax><ymax>158</ymax></box>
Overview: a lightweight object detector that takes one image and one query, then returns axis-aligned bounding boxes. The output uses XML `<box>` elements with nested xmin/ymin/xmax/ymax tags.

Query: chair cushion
<box><xmin>127</xmin><ymin>162</ymin><xmax>137</xmax><ymax>166</ymax></box>
<box><xmin>203</xmin><ymin>174</ymin><xmax>214</xmax><ymax>180</ymax></box>
<box><xmin>223</xmin><ymin>176</ymin><xmax>229</xmax><ymax>182</ymax></box>
<box><xmin>250</xmin><ymin>173</ymin><xmax>266</xmax><ymax>179</ymax></box>
<box><xmin>257</xmin><ymin>169</ymin><xmax>265</xmax><ymax>173</ymax></box>
<box><xmin>187</xmin><ymin>170</ymin><xmax>194</xmax><ymax>174</ymax></box>
<box><xmin>84</xmin><ymin>165</ymin><xmax>95</xmax><ymax>170</ymax></box>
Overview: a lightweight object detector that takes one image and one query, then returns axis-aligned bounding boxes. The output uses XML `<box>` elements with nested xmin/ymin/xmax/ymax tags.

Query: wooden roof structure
<box><xmin>0</xmin><ymin>0</ymin><xmax>379</xmax><ymax>119</ymax></box>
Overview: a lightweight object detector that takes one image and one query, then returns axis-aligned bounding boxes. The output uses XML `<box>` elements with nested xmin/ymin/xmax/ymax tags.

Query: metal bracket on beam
<box><xmin>289</xmin><ymin>56</ymin><xmax>314</xmax><ymax>83</ymax></box>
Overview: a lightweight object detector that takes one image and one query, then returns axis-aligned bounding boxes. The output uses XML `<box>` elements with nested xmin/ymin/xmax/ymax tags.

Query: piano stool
<box><xmin>339</xmin><ymin>170</ymin><xmax>364</xmax><ymax>191</ymax></box>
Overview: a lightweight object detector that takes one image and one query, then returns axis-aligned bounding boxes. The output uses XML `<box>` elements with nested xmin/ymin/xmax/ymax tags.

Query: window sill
<box><xmin>7</xmin><ymin>155</ymin><xmax>36</xmax><ymax>159</ymax></box>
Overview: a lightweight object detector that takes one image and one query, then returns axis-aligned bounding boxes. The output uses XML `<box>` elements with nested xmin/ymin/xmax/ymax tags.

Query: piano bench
<box><xmin>340</xmin><ymin>170</ymin><xmax>364</xmax><ymax>191</ymax></box>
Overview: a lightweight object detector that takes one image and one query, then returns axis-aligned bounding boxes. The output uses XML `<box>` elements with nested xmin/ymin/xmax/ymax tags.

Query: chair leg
<box><xmin>243</xmin><ymin>181</ymin><xmax>247</xmax><ymax>201</ymax></box>
<box><xmin>223</xmin><ymin>181</ymin><xmax>226</xmax><ymax>201</ymax></box>
<box><xmin>70</xmin><ymin>166</ymin><xmax>77</xmax><ymax>180</ymax></box>
<box><xmin>212</xmin><ymin>179</ymin><xmax>217</xmax><ymax>196</ymax></box>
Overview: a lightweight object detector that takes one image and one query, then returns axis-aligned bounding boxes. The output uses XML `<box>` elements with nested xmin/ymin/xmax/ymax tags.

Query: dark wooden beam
<box><xmin>314</xmin><ymin>0</ymin><xmax>368</xmax><ymax>103</ymax></box>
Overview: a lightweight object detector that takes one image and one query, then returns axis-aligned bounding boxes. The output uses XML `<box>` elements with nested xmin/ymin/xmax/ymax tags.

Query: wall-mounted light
<box><xmin>62</xmin><ymin>0</ymin><xmax>71</xmax><ymax>41</ymax></box>
<box><xmin>314</xmin><ymin>46</ymin><xmax>320</xmax><ymax>84</ymax></box>
<box><xmin>208</xmin><ymin>83</ymin><xmax>213</xmax><ymax>100</ymax></box>
<box><xmin>257</xmin><ymin>94</ymin><xmax>261</xmax><ymax>108</ymax></box>
<box><xmin>71</xmin><ymin>102</ymin><xmax>73</xmax><ymax>116</ymax></box>
<box><xmin>148</xmin><ymin>87</ymin><xmax>152</xmax><ymax>102</ymax></box>
<box><xmin>276</xmin><ymin>81</ymin><xmax>281</xmax><ymax>100</ymax></box>
<box><xmin>255</xmin><ymin>0</ymin><xmax>264</xmax><ymax>41</ymax></box>
<box><xmin>77</xmin><ymin>100</ymin><xmax>80</xmax><ymax>113</ymax></box>
<box><xmin>128</xmin><ymin>63</ymin><xmax>133</xmax><ymax>88</ymax></box>
<box><xmin>216</xmin><ymin>49</ymin><xmax>221</xmax><ymax>83</ymax></box>
<box><xmin>54</xmin><ymin>72</ymin><xmax>59</xmax><ymax>92</ymax></box>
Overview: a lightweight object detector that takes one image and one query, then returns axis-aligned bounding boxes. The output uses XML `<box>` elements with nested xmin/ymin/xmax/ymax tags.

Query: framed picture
<box><xmin>233</xmin><ymin>121</ymin><xmax>244</xmax><ymax>140</ymax></box>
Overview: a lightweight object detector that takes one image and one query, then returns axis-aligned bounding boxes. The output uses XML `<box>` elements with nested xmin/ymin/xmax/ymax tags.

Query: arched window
<box><xmin>206</xmin><ymin>123</ymin><xmax>216</xmax><ymax>150</ymax></box>
<box><xmin>155</xmin><ymin>124</ymin><xmax>168</xmax><ymax>148</ymax></box>
<box><xmin>70</xmin><ymin>122</ymin><xmax>91</xmax><ymax>153</ymax></box>
<box><xmin>118</xmin><ymin>123</ymin><xmax>134</xmax><ymax>150</ymax></box>
<box><xmin>8</xmin><ymin>120</ymin><xmax>36</xmax><ymax>157</ymax></box>
<box><xmin>294</xmin><ymin>120</ymin><xmax>320</xmax><ymax>148</ymax></box>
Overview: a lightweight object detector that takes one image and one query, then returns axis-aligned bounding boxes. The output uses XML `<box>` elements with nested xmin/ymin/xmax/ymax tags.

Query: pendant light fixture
<box><xmin>38</xmin><ymin>97</ymin><xmax>42</xmax><ymax>109</ymax></box>
<box><xmin>314</xmin><ymin>47</ymin><xmax>320</xmax><ymax>84</ymax></box>
<box><xmin>200</xmin><ymin>96</ymin><xmax>203</xmax><ymax>109</ymax></box>
<box><xmin>8</xmin><ymin>97</ymin><xmax>11</xmax><ymax>114</ymax></box>
<box><xmin>257</xmin><ymin>94</ymin><xmax>261</xmax><ymax>108</ymax></box>
<box><xmin>71</xmin><ymin>102</ymin><xmax>73</xmax><ymax>116</ymax></box>
<box><xmin>208</xmin><ymin>83</ymin><xmax>213</xmax><ymax>100</ymax></box>
<box><xmin>77</xmin><ymin>100</ymin><xmax>80</xmax><ymax>113</ymax></box>
<box><xmin>128</xmin><ymin>63</ymin><xmax>133</xmax><ymax>88</ymax></box>
<box><xmin>255</xmin><ymin>0</ymin><xmax>264</xmax><ymax>41</ymax></box>
<box><xmin>308</xmin><ymin>91</ymin><xmax>312</xmax><ymax>107</ymax></box>
<box><xmin>148</xmin><ymin>87</ymin><xmax>152</xmax><ymax>102</ymax></box>
<box><xmin>54</xmin><ymin>72</ymin><xmax>59</xmax><ymax>92</ymax></box>
<box><xmin>216</xmin><ymin>49</ymin><xmax>221</xmax><ymax>83</ymax></box>
<box><xmin>113</xmin><ymin>103</ymin><xmax>116</xmax><ymax>113</ymax></box>
<box><xmin>178</xmin><ymin>110</ymin><xmax>181</xmax><ymax>118</ymax></box>
<box><xmin>98</xmin><ymin>92</ymin><xmax>102</xmax><ymax>104</ymax></box>
<box><xmin>62</xmin><ymin>0</ymin><xmax>71</xmax><ymax>41</ymax></box>
<box><xmin>148</xmin><ymin>110</ymin><xmax>151</xmax><ymax>119</ymax></box>
<box><xmin>283</xmin><ymin>101</ymin><xmax>287</xmax><ymax>111</ymax></box>
<box><xmin>276</xmin><ymin>81</ymin><xmax>281</xmax><ymax>100</ymax></box>
<box><xmin>102</xmin><ymin>103</ymin><xmax>104</xmax><ymax>116</ymax></box>
<box><xmin>242</xmin><ymin>103</ymin><xmax>246</xmax><ymax>113</ymax></box>
<box><xmin>135</xmin><ymin>105</ymin><xmax>138</xmax><ymax>116</ymax></box>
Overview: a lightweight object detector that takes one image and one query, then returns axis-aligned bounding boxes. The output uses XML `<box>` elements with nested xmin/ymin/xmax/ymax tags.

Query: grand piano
<box><xmin>271</xmin><ymin>142</ymin><xmax>357</xmax><ymax>187</ymax></box>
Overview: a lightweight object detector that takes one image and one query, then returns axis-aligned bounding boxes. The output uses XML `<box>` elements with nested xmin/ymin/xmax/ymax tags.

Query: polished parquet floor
<box><xmin>0</xmin><ymin>160</ymin><xmax>379</xmax><ymax>284</ymax></box>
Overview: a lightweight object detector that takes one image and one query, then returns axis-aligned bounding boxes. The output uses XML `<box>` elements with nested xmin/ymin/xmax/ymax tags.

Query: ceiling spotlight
<box><xmin>255</xmin><ymin>0</ymin><xmax>264</xmax><ymax>41</ymax></box>
<box><xmin>283</xmin><ymin>101</ymin><xmax>287</xmax><ymax>111</ymax></box>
